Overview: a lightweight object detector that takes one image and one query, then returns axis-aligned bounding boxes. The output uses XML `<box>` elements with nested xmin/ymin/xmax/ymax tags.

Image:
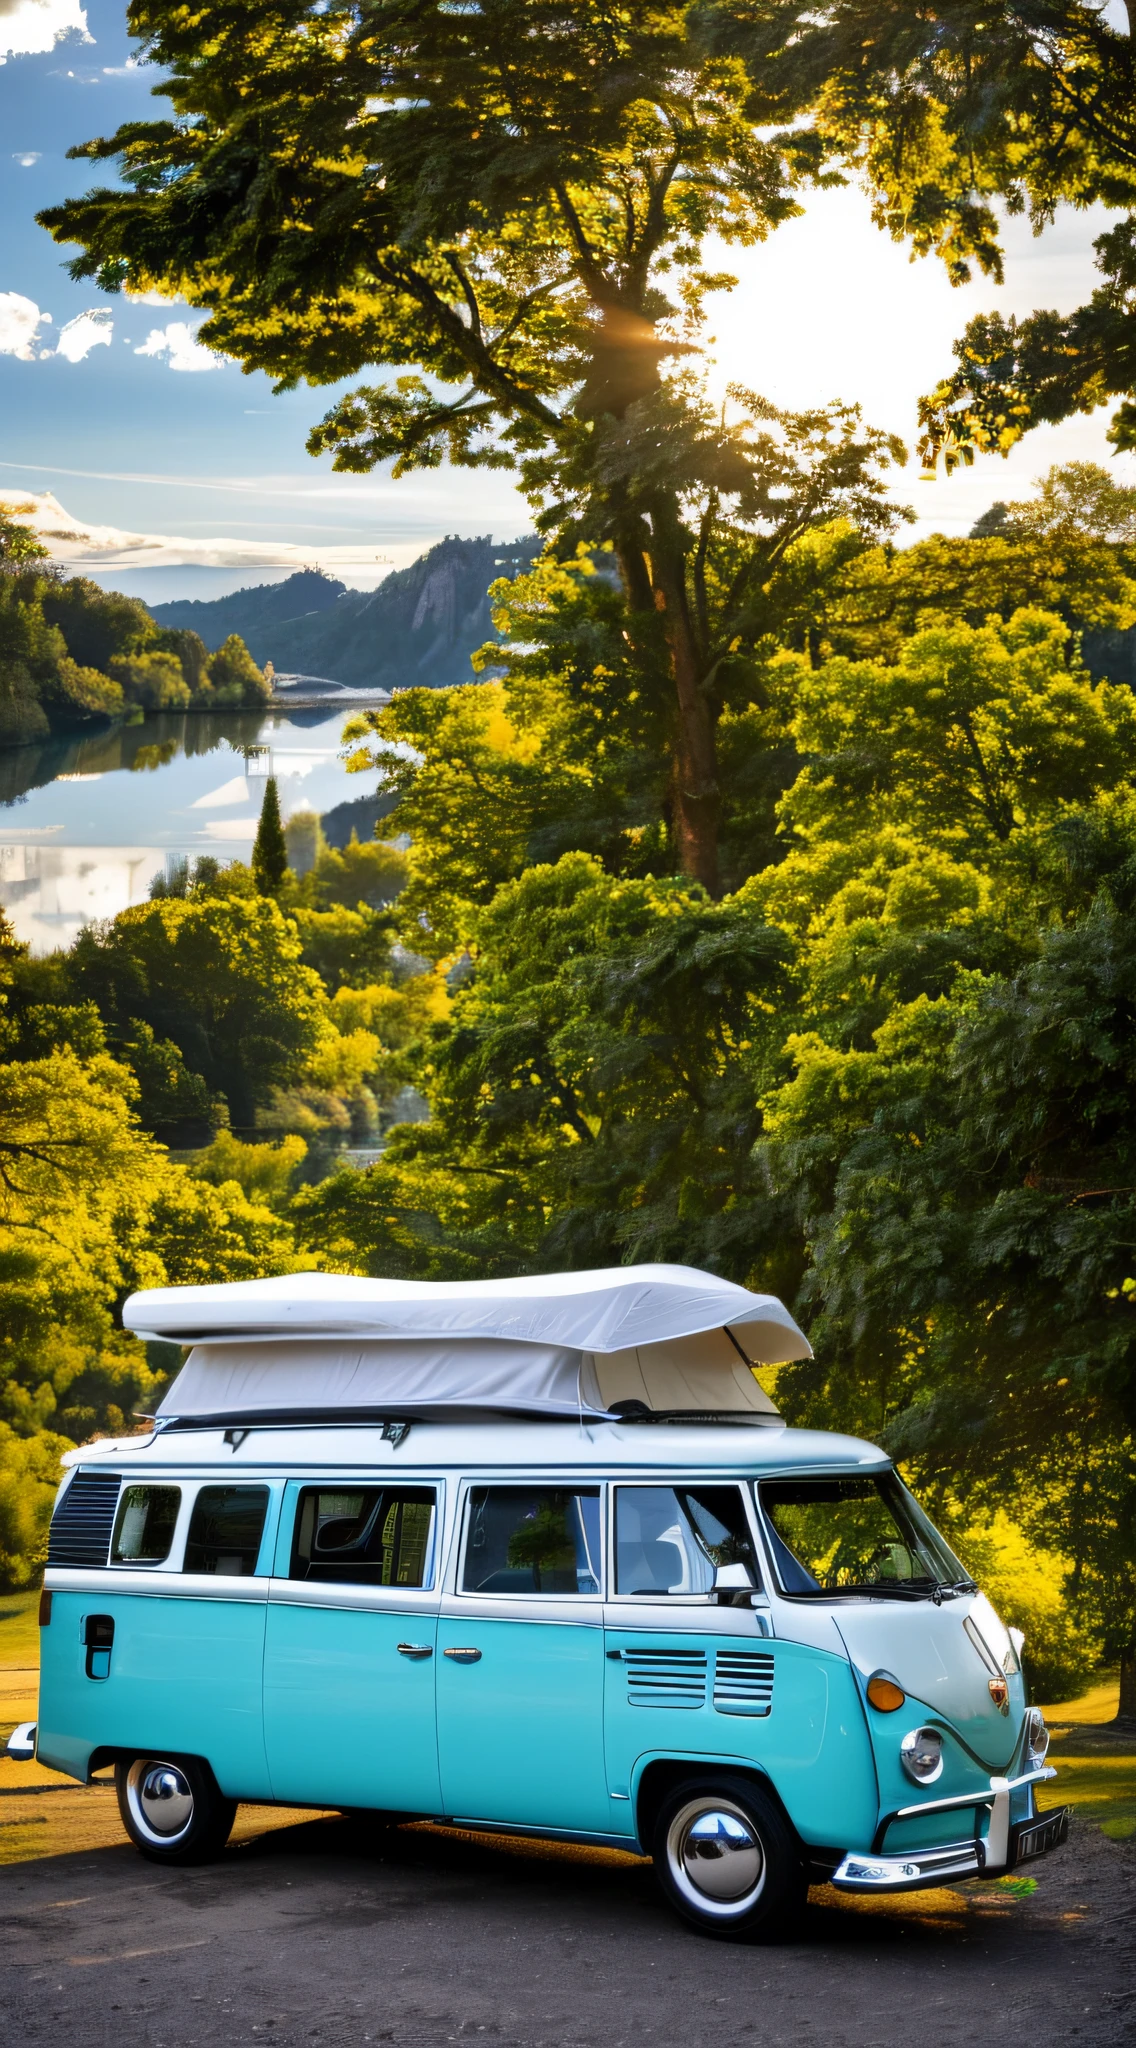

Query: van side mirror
<box><xmin>713</xmin><ymin>1562</ymin><xmax>757</xmax><ymax>1606</ymax></box>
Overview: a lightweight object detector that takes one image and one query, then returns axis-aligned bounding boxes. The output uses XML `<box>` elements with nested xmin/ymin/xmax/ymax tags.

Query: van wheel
<box><xmin>115</xmin><ymin>1756</ymin><xmax>237</xmax><ymax>1865</ymax></box>
<box><xmin>650</xmin><ymin>1776</ymin><xmax>806</xmax><ymax>1940</ymax></box>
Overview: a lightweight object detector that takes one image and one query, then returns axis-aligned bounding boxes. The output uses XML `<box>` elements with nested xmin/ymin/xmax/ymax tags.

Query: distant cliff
<box><xmin>151</xmin><ymin>535</ymin><xmax>540</xmax><ymax>690</ymax></box>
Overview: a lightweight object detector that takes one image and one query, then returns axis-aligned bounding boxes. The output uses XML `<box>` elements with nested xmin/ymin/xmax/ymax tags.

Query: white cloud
<box><xmin>135</xmin><ymin>320</ymin><xmax>222</xmax><ymax>373</ymax></box>
<box><xmin>53</xmin><ymin>307</ymin><xmax>112</xmax><ymax>362</ymax></box>
<box><xmin>191</xmin><ymin>776</ymin><xmax>251</xmax><ymax>810</ymax></box>
<box><xmin>0</xmin><ymin>291</ymin><xmax>50</xmax><ymax>359</ymax></box>
<box><xmin>12</xmin><ymin>151</ymin><xmax>40</xmax><ymax>166</ymax></box>
<box><xmin>202</xmin><ymin>816</ymin><xmax>259</xmax><ymax>841</ymax></box>
<box><xmin>0</xmin><ymin>0</ymin><xmax>90</xmax><ymax>62</ymax></box>
<box><xmin>125</xmin><ymin>286</ymin><xmax>187</xmax><ymax>308</ymax></box>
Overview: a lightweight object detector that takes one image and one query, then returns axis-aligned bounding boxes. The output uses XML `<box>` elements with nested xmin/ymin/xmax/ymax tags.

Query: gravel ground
<box><xmin>1</xmin><ymin>1807</ymin><xmax>1133</xmax><ymax>2048</ymax></box>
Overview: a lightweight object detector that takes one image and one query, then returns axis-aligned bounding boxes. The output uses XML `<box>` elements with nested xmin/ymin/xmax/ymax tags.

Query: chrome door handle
<box><xmin>396</xmin><ymin>1642</ymin><xmax>433</xmax><ymax>1658</ymax></box>
<box><xmin>443</xmin><ymin>1646</ymin><xmax>482</xmax><ymax>1662</ymax></box>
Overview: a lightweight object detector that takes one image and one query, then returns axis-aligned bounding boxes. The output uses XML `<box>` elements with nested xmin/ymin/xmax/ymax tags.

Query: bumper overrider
<box><xmin>832</xmin><ymin>1767</ymin><xmax>1070</xmax><ymax>1892</ymax></box>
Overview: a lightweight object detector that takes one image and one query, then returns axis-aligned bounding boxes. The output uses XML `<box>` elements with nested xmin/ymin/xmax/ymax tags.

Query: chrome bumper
<box><xmin>833</xmin><ymin>1839</ymin><xmax>988</xmax><ymax>1890</ymax></box>
<box><xmin>832</xmin><ymin>1765</ymin><xmax>1062</xmax><ymax>1892</ymax></box>
<box><xmin>5</xmin><ymin>1722</ymin><xmax>36</xmax><ymax>1763</ymax></box>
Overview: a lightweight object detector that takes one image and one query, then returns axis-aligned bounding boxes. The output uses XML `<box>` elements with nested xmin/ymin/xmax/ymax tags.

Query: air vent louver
<box><xmin>47</xmin><ymin>1471</ymin><xmax>121</xmax><ymax>1568</ymax></box>
<box><xmin>714</xmin><ymin>1648</ymin><xmax>775</xmax><ymax>1716</ymax></box>
<box><xmin>625</xmin><ymin>1648</ymin><xmax>707</xmax><ymax>1710</ymax></box>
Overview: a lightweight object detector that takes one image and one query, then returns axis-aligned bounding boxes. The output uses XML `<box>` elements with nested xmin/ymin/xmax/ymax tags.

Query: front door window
<box><xmin>613</xmin><ymin>1485</ymin><xmax>759</xmax><ymax>1598</ymax></box>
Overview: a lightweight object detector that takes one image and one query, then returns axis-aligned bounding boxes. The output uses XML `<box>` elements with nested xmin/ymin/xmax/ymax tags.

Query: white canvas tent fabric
<box><xmin>124</xmin><ymin>1265</ymin><xmax>810</xmax><ymax>1360</ymax></box>
<box><xmin>157</xmin><ymin>1339</ymin><xmax>605</xmax><ymax>1421</ymax></box>
<box><xmin>126</xmin><ymin>1266</ymin><xmax>811</xmax><ymax>1422</ymax></box>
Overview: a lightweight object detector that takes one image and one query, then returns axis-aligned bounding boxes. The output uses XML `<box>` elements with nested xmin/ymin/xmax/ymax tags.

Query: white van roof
<box><xmin>65</xmin><ymin>1416</ymin><xmax>888</xmax><ymax>1475</ymax></box>
<box><xmin>122</xmin><ymin>1266</ymin><xmax>812</xmax><ymax>1426</ymax></box>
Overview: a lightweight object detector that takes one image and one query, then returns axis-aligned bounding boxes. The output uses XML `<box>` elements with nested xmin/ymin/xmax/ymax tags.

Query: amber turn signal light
<box><xmin>866</xmin><ymin>1672</ymin><xmax>906</xmax><ymax>1712</ymax></box>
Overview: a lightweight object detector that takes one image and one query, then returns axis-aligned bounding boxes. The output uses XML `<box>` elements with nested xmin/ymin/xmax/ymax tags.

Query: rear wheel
<box><xmin>115</xmin><ymin>1755</ymin><xmax>236</xmax><ymax>1865</ymax></box>
<box><xmin>650</xmin><ymin>1776</ymin><xmax>806</xmax><ymax>1941</ymax></box>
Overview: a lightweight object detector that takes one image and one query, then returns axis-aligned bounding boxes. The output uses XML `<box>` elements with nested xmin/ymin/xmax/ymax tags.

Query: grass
<box><xmin>0</xmin><ymin>1591</ymin><xmax>42</xmax><ymax>1671</ymax></box>
<box><xmin>1032</xmin><ymin>1673</ymin><xmax>1136</xmax><ymax>1842</ymax></box>
<box><xmin>1038</xmin><ymin>1673</ymin><xmax>1124</xmax><ymax>1724</ymax></box>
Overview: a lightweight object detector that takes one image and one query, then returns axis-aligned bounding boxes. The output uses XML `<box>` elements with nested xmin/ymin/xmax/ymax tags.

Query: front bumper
<box><xmin>832</xmin><ymin>1767</ymin><xmax>1069</xmax><ymax>1892</ymax></box>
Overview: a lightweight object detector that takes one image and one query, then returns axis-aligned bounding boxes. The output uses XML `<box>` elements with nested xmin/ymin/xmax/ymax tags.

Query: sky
<box><xmin>2</xmin><ymin>0</ymin><xmax>1134</xmax><ymax>601</ymax></box>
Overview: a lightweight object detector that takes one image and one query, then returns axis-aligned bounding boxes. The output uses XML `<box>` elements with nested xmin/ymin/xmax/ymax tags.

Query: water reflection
<box><xmin>0</xmin><ymin>709</ymin><xmax>279</xmax><ymax>809</ymax></box>
<box><xmin>0</xmin><ymin>706</ymin><xmax>367</xmax><ymax>951</ymax></box>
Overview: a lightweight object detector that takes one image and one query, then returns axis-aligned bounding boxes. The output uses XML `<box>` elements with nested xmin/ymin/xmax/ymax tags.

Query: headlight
<box><xmin>900</xmin><ymin>1726</ymin><xmax>944</xmax><ymax>1784</ymax></box>
<box><xmin>1024</xmin><ymin>1706</ymin><xmax>1050</xmax><ymax>1767</ymax></box>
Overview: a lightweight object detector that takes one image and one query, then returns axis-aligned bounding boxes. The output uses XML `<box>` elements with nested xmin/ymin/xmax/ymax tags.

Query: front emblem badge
<box><xmin>988</xmin><ymin>1677</ymin><xmax>1010</xmax><ymax>1713</ymax></box>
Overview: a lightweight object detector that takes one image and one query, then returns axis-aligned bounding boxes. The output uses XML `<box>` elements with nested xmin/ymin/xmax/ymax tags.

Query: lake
<box><xmin>0</xmin><ymin>705</ymin><xmax>377</xmax><ymax>952</ymax></box>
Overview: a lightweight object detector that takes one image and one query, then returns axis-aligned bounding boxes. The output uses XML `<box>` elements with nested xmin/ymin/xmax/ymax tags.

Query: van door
<box><xmin>436</xmin><ymin>1484</ymin><xmax>609</xmax><ymax>1833</ymax></box>
<box><xmin>264</xmin><ymin>1480</ymin><xmax>442</xmax><ymax>1813</ymax></box>
<box><xmin>603</xmin><ymin>1483</ymin><xmax>777</xmax><ymax>1837</ymax></box>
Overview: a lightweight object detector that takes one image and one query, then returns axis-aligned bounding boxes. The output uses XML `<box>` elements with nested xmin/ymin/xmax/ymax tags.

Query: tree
<box><xmin>299</xmin><ymin>850</ymin><xmax>794</xmax><ymax>1276</ymax></box>
<box><xmin>1000</xmin><ymin>463</ymin><xmax>1136</xmax><ymax>547</ymax></box>
<box><xmin>208</xmin><ymin>632</ymin><xmax>269</xmax><ymax>707</ymax></box>
<box><xmin>0</xmin><ymin>505</ymin><xmax>48</xmax><ymax>566</ymax></box>
<box><xmin>0</xmin><ymin>1423</ymin><xmax>74</xmax><ymax>1588</ymax></box>
<box><xmin>345</xmin><ymin>509</ymin><xmax>1136</xmax><ymax>942</ymax></box>
<box><xmin>68</xmin><ymin>891</ymin><xmax>326</xmax><ymax>1128</ymax></box>
<box><xmin>782</xmin><ymin>608</ymin><xmax>1136</xmax><ymax>857</ymax></box>
<box><xmin>40</xmin><ymin>2</ymin><xmax>911</xmax><ymax>892</ymax></box>
<box><xmin>712</xmin><ymin>2</ymin><xmax>1136</xmax><ymax>465</ymax></box>
<box><xmin>0</xmin><ymin>960</ymin><xmax>300</xmax><ymax>1454</ymax></box>
<box><xmin>252</xmin><ymin>776</ymin><xmax>288</xmax><ymax>896</ymax></box>
<box><xmin>758</xmin><ymin>863</ymin><xmax>1136</xmax><ymax>1723</ymax></box>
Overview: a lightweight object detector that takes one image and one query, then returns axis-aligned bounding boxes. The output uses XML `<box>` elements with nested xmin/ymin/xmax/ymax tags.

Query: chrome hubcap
<box><xmin>129</xmin><ymin>1761</ymin><xmax>194</xmax><ymax>1841</ymax></box>
<box><xmin>667</xmin><ymin>1798</ymin><xmax>766</xmax><ymax>1915</ymax></box>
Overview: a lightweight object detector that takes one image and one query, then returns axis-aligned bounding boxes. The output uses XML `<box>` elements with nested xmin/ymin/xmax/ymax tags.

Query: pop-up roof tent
<box><xmin>122</xmin><ymin>1265</ymin><xmax>812</xmax><ymax>1425</ymax></box>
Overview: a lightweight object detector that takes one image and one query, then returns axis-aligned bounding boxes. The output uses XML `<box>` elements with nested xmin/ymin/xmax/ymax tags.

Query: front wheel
<box><xmin>651</xmin><ymin>1776</ymin><xmax>807</xmax><ymax>1941</ymax></box>
<box><xmin>115</xmin><ymin>1755</ymin><xmax>237</xmax><ymax>1865</ymax></box>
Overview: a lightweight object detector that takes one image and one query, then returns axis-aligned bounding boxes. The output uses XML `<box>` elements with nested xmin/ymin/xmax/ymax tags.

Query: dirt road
<box><xmin>1</xmin><ymin>1809</ymin><xmax>1132</xmax><ymax>2048</ymax></box>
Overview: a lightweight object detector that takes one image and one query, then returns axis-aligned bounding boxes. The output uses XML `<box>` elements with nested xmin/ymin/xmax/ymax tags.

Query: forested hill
<box><xmin>151</xmin><ymin>534</ymin><xmax>540</xmax><ymax>688</ymax></box>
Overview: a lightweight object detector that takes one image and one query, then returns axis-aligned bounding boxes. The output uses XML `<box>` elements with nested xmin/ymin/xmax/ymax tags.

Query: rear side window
<box><xmin>290</xmin><ymin>1487</ymin><xmax>436</xmax><ymax>1586</ymax></box>
<box><xmin>184</xmin><ymin>1486</ymin><xmax>269</xmax><ymax>1576</ymax></box>
<box><xmin>614</xmin><ymin>1486</ymin><xmax>758</xmax><ymax>1597</ymax></box>
<box><xmin>111</xmin><ymin>1485</ymin><xmax>181</xmax><ymax>1565</ymax></box>
<box><xmin>462</xmin><ymin>1487</ymin><xmax>601</xmax><ymax>1595</ymax></box>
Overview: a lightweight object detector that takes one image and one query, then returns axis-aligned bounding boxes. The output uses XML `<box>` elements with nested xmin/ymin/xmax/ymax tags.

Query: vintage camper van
<box><xmin>9</xmin><ymin>1266</ymin><xmax>1067</xmax><ymax>1939</ymax></box>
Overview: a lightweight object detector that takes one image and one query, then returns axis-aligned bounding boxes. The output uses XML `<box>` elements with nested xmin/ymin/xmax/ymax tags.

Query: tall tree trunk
<box><xmin>612</xmin><ymin>519</ymin><xmax>721</xmax><ymax>892</ymax></box>
<box><xmin>649</xmin><ymin>508</ymin><xmax>720</xmax><ymax>896</ymax></box>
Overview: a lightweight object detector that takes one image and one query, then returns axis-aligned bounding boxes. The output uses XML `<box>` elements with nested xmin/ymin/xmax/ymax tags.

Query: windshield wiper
<box><xmin>803</xmin><ymin>1580</ymin><xmax>937</xmax><ymax>1601</ymax></box>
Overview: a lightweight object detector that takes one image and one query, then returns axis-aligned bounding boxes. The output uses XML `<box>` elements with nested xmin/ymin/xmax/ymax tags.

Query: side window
<box><xmin>184</xmin><ymin>1485</ymin><xmax>269</xmax><ymax>1577</ymax></box>
<box><xmin>614</xmin><ymin>1486</ymin><xmax>759</xmax><ymax>1598</ymax></box>
<box><xmin>462</xmin><ymin>1488</ymin><xmax>601</xmax><ymax>1596</ymax></box>
<box><xmin>290</xmin><ymin>1487</ymin><xmax>436</xmax><ymax>1586</ymax></box>
<box><xmin>111</xmin><ymin>1485</ymin><xmax>181</xmax><ymax>1565</ymax></box>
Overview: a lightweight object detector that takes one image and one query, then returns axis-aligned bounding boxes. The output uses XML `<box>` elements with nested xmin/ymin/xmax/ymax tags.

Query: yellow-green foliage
<box><xmin>330</xmin><ymin>973</ymin><xmax>451</xmax><ymax>1049</ymax></box>
<box><xmin>957</xmin><ymin>1513</ymin><xmax>1099</xmax><ymax>1704</ymax></box>
<box><xmin>0</xmin><ymin>1425</ymin><xmax>72</xmax><ymax>1589</ymax></box>
<box><xmin>191</xmin><ymin>1130</ymin><xmax>308</xmax><ymax>1211</ymax></box>
<box><xmin>109</xmin><ymin>649</ymin><xmax>191</xmax><ymax>711</ymax></box>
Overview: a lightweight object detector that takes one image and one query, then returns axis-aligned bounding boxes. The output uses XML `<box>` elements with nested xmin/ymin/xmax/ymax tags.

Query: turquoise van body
<box><xmin>28</xmin><ymin>1413</ymin><xmax>1065</xmax><ymax>1903</ymax></box>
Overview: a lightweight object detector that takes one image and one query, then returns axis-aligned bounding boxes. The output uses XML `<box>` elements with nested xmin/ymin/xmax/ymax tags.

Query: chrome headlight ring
<box><xmin>899</xmin><ymin>1725</ymin><xmax>945</xmax><ymax>1785</ymax></box>
<box><xmin>1024</xmin><ymin>1705</ymin><xmax>1051</xmax><ymax>1767</ymax></box>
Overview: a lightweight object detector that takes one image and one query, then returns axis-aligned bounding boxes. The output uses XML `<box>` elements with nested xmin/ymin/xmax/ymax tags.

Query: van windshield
<box><xmin>758</xmin><ymin>1473</ymin><xmax>971</xmax><ymax>1599</ymax></box>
